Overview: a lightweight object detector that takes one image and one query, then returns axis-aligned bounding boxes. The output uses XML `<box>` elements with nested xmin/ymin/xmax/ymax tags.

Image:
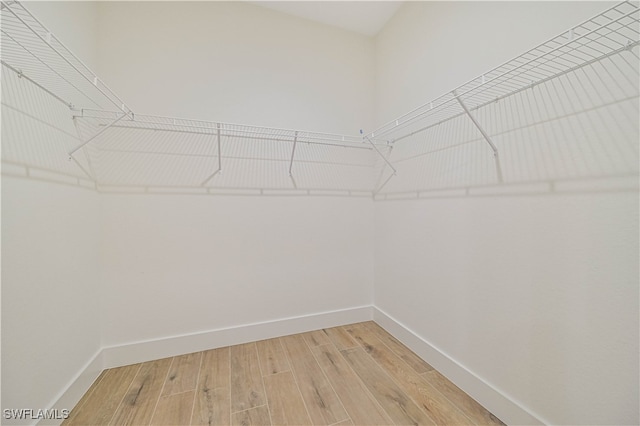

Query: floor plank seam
<box><xmin>354</xmin><ymin>323</ymin><xmax>444</xmax><ymax>424</ymax></box>
<box><xmin>227</xmin><ymin>346</ymin><xmax>232</xmax><ymax>426</ymax></box>
<box><xmin>149</xmin><ymin>356</ymin><xmax>174</xmax><ymax>425</ymax></box>
<box><xmin>107</xmin><ymin>363</ymin><xmax>143</xmax><ymax>426</ymax></box>
<box><xmin>320</xmin><ymin>331</ymin><xmax>395</xmax><ymax>425</ymax></box>
<box><xmin>162</xmin><ymin>387</ymin><xmax>199</xmax><ymax>398</ymax></box>
<box><xmin>261</xmin><ymin>369</ymin><xmax>293</xmax><ymax>378</ymax></box>
<box><xmin>335</xmin><ymin>345</ymin><xmax>396</xmax><ymax>424</ymax></box>
<box><xmin>65</xmin><ymin>323</ymin><xmax>505</xmax><ymax>426</ymax></box>
<box><xmin>348</xmin><ymin>344</ymin><xmax>439</xmax><ymax>425</ymax></box>
<box><xmin>278</xmin><ymin>336</ymin><xmax>314</xmax><ymax>425</ymax></box>
<box><xmin>301</xmin><ymin>333</ymin><xmax>352</xmax><ymax>425</ymax></box>
<box><xmin>107</xmin><ymin>363</ymin><xmax>141</xmax><ymax>426</ymax></box>
<box><xmin>337</xmin><ymin>337</ymin><xmax>421</xmax><ymax>425</ymax></box>
<box><xmin>423</xmin><ymin>370</ymin><xmax>489</xmax><ymax>425</ymax></box>
<box><xmin>187</xmin><ymin>352</ymin><xmax>205</xmax><ymax>425</ymax></box>
<box><xmin>230</xmin><ymin>403</ymin><xmax>269</xmax><ymax>415</ymax></box>
<box><xmin>423</xmin><ymin>378</ymin><xmax>478</xmax><ymax>425</ymax></box>
<box><xmin>253</xmin><ymin>342</ymin><xmax>274</xmax><ymax>426</ymax></box>
<box><xmin>357</xmin><ymin>323</ymin><xmax>478</xmax><ymax>426</ymax></box>
<box><xmin>343</xmin><ymin>323</ymin><xmax>443</xmax><ymax>425</ymax></box>
<box><xmin>64</xmin><ymin>370</ymin><xmax>107</xmax><ymax>424</ymax></box>
<box><xmin>371</xmin><ymin>326</ymin><xmax>478</xmax><ymax>424</ymax></box>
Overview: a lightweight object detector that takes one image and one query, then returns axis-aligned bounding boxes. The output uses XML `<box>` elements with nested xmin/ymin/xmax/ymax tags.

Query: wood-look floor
<box><xmin>63</xmin><ymin>322</ymin><xmax>505</xmax><ymax>426</ymax></box>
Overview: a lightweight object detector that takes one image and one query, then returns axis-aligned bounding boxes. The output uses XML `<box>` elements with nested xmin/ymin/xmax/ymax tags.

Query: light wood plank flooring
<box><xmin>63</xmin><ymin>322</ymin><xmax>505</xmax><ymax>425</ymax></box>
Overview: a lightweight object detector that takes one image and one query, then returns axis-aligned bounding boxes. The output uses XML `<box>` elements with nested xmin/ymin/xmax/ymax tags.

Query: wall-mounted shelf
<box><xmin>0</xmin><ymin>0</ymin><xmax>130</xmax><ymax>113</ymax></box>
<box><xmin>368</xmin><ymin>1</ymin><xmax>639</xmax><ymax>197</ymax></box>
<box><xmin>1</xmin><ymin>1</ymin><xmax>638</xmax><ymax>197</ymax></box>
<box><xmin>69</xmin><ymin>109</ymin><xmax>382</xmax><ymax>192</ymax></box>
<box><xmin>369</xmin><ymin>1</ymin><xmax>639</xmax><ymax>143</ymax></box>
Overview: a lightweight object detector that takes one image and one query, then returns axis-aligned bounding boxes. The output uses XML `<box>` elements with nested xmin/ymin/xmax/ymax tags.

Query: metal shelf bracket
<box><xmin>453</xmin><ymin>90</ymin><xmax>504</xmax><ymax>183</ymax></box>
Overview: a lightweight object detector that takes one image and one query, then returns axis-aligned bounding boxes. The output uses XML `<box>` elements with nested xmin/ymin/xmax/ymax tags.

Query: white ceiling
<box><xmin>250</xmin><ymin>1</ymin><xmax>404</xmax><ymax>37</ymax></box>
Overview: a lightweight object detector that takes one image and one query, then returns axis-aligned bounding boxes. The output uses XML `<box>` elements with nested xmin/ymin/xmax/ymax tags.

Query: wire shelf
<box><xmin>70</xmin><ymin>110</ymin><xmax>377</xmax><ymax>191</ymax></box>
<box><xmin>1</xmin><ymin>0</ymin><xmax>130</xmax><ymax>113</ymax></box>
<box><xmin>368</xmin><ymin>1</ymin><xmax>639</xmax><ymax>196</ymax></box>
<box><xmin>75</xmin><ymin>109</ymin><xmax>378</xmax><ymax>149</ymax></box>
<box><xmin>1</xmin><ymin>1</ymin><xmax>638</xmax><ymax>196</ymax></box>
<box><xmin>369</xmin><ymin>1</ymin><xmax>640</xmax><ymax>143</ymax></box>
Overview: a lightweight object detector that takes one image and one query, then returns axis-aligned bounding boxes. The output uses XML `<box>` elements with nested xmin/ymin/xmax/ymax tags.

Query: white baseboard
<box><xmin>47</xmin><ymin>305</ymin><xmax>541</xmax><ymax>426</ymax></box>
<box><xmin>102</xmin><ymin>305</ymin><xmax>373</xmax><ymax>368</ymax></box>
<box><xmin>46</xmin><ymin>304</ymin><xmax>373</xmax><ymax>424</ymax></box>
<box><xmin>373</xmin><ymin>306</ymin><xmax>545</xmax><ymax>426</ymax></box>
<box><xmin>39</xmin><ymin>350</ymin><xmax>104</xmax><ymax>426</ymax></box>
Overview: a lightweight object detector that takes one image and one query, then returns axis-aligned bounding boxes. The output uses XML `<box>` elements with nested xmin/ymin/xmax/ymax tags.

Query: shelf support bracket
<box><xmin>364</xmin><ymin>135</ymin><xmax>397</xmax><ymax>176</ymax></box>
<box><xmin>454</xmin><ymin>90</ymin><xmax>503</xmax><ymax>183</ymax></box>
<box><xmin>374</xmin><ymin>171</ymin><xmax>395</xmax><ymax>196</ymax></box>
<box><xmin>363</xmin><ymin>135</ymin><xmax>397</xmax><ymax>195</ymax></box>
<box><xmin>288</xmin><ymin>131</ymin><xmax>298</xmax><ymax>176</ymax></box>
<box><xmin>201</xmin><ymin>123</ymin><xmax>222</xmax><ymax>186</ymax></box>
<box><xmin>2</xmin><ymin>61</ymin><xmax>73</xmax><ymax>109</ymax></box>
<box><xmin>68</xmin><ymin>112</ymin><xmax>130</xmax><ymax>158</ymax></box>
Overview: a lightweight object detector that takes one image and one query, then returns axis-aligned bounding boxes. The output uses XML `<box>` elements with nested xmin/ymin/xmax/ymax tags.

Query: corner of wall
<box><xmin>372</xmin><ymin>306</ymin><xmax>546</xmax><ymax>426</ymax></box>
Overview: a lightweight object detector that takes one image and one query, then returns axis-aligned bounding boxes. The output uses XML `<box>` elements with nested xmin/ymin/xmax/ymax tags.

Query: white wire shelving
<box><xmin>369</xmin><ymin>1</ymin><xmax>639</xmax><ymax>198</ymax></box>
<box><xmin>0</xmin><ymin>0</ymin><xmax>385</xmax><ymax>195</ymax></box>
<box><xmin>70</xmin><ymin>109</ymin><xmax>380</xmax><ymax>192</ymax></box>
<box><xmin>369</xmin><ymin>1</ymin><xmax>640</xmax><ymax>142</ymax></box>
<box><xmin>1</xmin><ymin>0</ymin><xmax>638</xmax><ymax>197</ymax></box>
<box><xmin>0</xmin><ymin>0</ymin><xmax>130</xmax><ymax>114</ymax></box>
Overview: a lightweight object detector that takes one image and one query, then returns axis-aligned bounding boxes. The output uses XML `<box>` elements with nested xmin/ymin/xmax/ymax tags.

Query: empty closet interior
<box><xmin>1</xmin><ymin>1</ymin><xmax>638</xmax><ymax>425</ymax></box>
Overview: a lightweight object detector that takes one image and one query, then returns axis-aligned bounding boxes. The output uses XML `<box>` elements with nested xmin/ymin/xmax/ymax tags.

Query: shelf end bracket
<box><xmin>201</xmin><ymin>123</ymin><xmax>222</xmax><ymax>186</ymax></box>
<box><xmin>453</xmin><ymin>90</ymin><xmax>503</xmax><ymax>183</ymax></box>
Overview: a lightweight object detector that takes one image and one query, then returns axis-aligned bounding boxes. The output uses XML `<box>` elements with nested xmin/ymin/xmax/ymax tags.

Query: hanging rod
<box><xmin>367</xmin><ymin>1</ymin><xmax>640</xmax><ymax>142</ymax></box>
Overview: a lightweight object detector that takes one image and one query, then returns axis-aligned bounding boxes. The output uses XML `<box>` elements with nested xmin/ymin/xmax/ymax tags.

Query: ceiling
<box><xmin>250</xmin><ymin>1</ymin><xmax>404</xmax><ymax>37</ymax></box>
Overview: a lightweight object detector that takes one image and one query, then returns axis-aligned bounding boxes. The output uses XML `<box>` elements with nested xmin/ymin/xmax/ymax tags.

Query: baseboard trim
<box><xmin>40</xmin><ymin>349</ymin><xmax>104</xmax><ymax>426</ymax></box>
<box><xmin>48</xmin><ymin>305</ymin><xmax>541</xmax><ymax>426</ymax></box>
<box><xmin>102</xmin><ymin>305</ymin><xmax>373</xmax><ymax>368</ymax></box>
<box><xmin>46</xmin><ymin>305</ymin><xmax>372</xmax><ymax>425</ymax></box>
<box><xmin>373</xmin><ymin>306</ymin><xmax>546</xmax><ymax>426</ymax></box>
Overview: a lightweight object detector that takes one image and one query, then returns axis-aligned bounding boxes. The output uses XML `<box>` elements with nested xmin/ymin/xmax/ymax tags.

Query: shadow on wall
<box><xmin>1</xmin><ymin>59</ymin><xmax>377</xmax><ymax>197</ymax></box>
<box><xmin>2</xmin><ymin>43</ymin><xmax>639</xmax><ymax>198</ymax></box>
<box><xmin>1</xmin><ymin>66</ymin><xmax>98</xmax><ymax>190</ymax></box>
<box><xmin>373</xmin><ymin>44</ymin><xmax>639</xmax><ymax>200</ymax></box>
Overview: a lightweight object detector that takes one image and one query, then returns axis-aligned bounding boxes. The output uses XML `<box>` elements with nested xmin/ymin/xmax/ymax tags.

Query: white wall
<box><xmin>100</xmin><ymin>195</ymin><xmax>373</xmax><ymax>347</ymax></box>
<box><xmin>93</xmin><ymin>2</ymin><xmax>377</xmax><ymax>351</ymax></box>
<box><xmin>96</xmin><ymin>1</ymin><xmax>375</xmax><ymax>134</ymax></box>
<box><xmin>375</xmin><ymin>193</ymin><xmax>639</xmax><ymax>425</ymax></box>
<box><xmin>24</xmin><ymin>2</ymin><xmax>99</xmax><ymax>71</ymax></box>
<box><xmin>3</xmin><ymin>2</ymin><xmax>638</xmax><ymax>425</ymax></box>
<box><xmin>374</xmin><ymin>2</ymin><xmax>639</xmax><ymax>425</ymax></box>
<box><xmin>1</xmin><ymin>3</ymin><xmax>102</xmax><ymax>423</ymax></box>
<box><xmin>1</xmin><ymin>180</ymin><xmax>102</xmax><ymax>423</ymax></box>
<box><xmin>3</xmin><ymin>2</ymin><xmax>377</xmax><ymax>420</ymax></box>
<box><xmin>375</xmin><ymin>1</ymin><xmax>609</xmax><ymax>124</ymax></box>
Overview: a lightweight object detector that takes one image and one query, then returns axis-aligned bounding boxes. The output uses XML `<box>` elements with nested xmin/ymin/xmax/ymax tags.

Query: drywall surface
<box><xmin>1</xmin><ymin>3</ymin><xmax>102</xmax><ymax>423</ymax></box>
<box><xmin>1</xmin><ymin>179</ymin><xmax>102</xmax><ymax>424</ymax></box>
<box><xmin>374</xmin><ymin>194</ymin><xmax>639</xmax><ymax>424</ymax></box>
<box><xmin>96</xmin><ymin>1</ymin><xmax>375</xmax><ymax>134</ymax></box>
<box><xmin>99</xmin><ymin>195</ymin><xmax>374</xmax><ymax>347</ymax></box>
<box><xmin>94</xmin><ymin>1</ymin><xmax>377</xmax><ymax>349</ymax></box>
<box><xmin>24</xmin><ymin>1</ymin><xmax>99</xmax><ymax>70</ymax></box>
<box><xmin>374</xmin><ymin>2</ymin><xmax>639</xmax><ymax>424</ymax></box>
<box><xmin>375</xmin><ymin>1</ymin><xmax>609</xmax><ymax>125</ymax></box>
